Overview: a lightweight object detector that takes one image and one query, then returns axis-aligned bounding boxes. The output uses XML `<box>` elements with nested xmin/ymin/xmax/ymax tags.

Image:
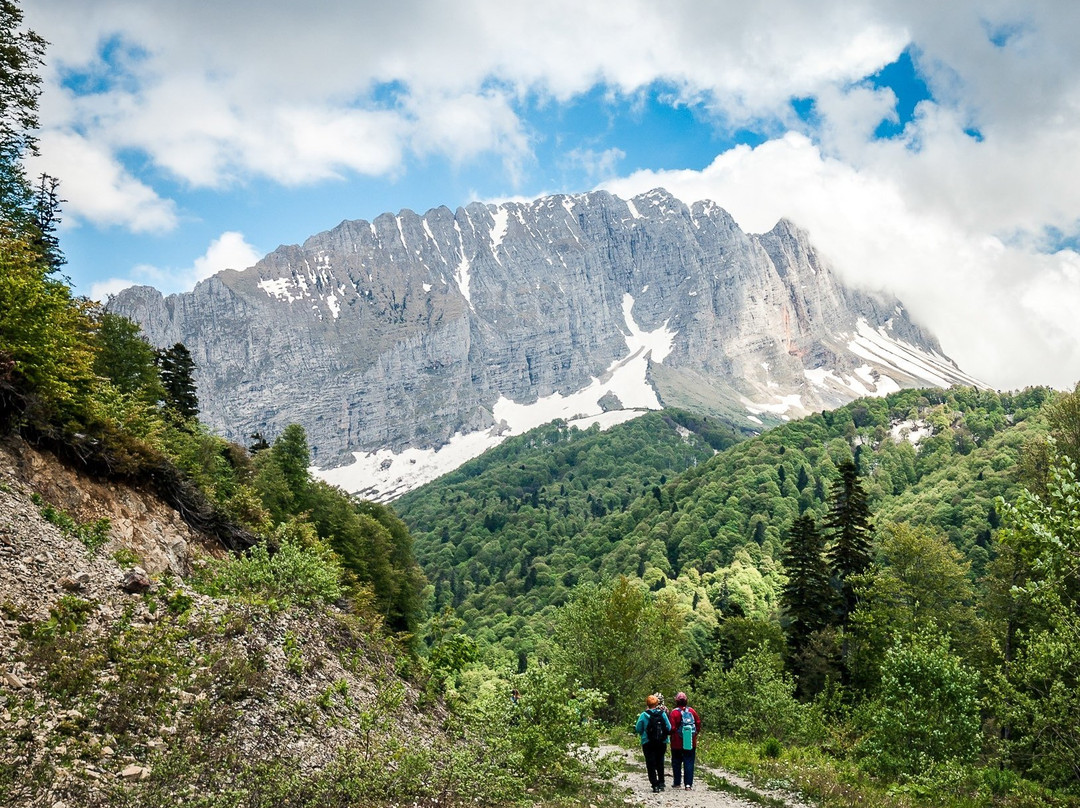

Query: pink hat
<box><xmin>675</xmin><ymin>692</ymin><xmax>687</xmax><ymax>705</ymax></box>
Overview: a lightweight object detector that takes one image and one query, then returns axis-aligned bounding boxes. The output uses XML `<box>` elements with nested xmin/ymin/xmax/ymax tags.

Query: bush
<box><xmin>856</xmin><ymin>633</ymin><xmax>981</xmax><ymax>777</ymax></box>
<box><xmin>698</xmin><ymin>645</ymin><xmax>821</xmax><ymax>744</ymax></box>
<box><xmin>192</xmin><ymin>522</ymin><xmax>343</xmax><ymax>608</ymax></box>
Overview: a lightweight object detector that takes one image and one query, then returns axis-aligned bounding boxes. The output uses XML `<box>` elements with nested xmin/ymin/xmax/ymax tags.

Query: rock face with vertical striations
<box><xmin>110</xmin><ymin>189</ymin><xmax>980</xmax><ymax>498</ymax></box>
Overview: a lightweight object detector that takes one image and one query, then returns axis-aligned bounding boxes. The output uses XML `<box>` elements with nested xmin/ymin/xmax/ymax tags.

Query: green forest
<box><xmin>4</xmin><ymin>2</ymin><xmax>1080</xmax><ymax>805</ymax></box>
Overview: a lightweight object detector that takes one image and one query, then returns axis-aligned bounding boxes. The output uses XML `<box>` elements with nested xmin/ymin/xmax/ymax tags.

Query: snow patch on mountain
<box><xmin>313</xmin><ymin>293</ymin><xmax>674</xmax><ymax>500</ymax></box>
<box><xmin>848</xmin><ymin>319</ymin><xmax>983</xmax><ymax>389</ymax></box>
<box><xmin>890</xmin><ymin>418</ymin><xmax>933</xmax><ymax>446</ymax></box>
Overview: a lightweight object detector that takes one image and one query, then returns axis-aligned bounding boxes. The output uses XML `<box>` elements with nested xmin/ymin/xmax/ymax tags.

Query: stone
<box><xmin>120</xmin><ymin>763</ymin><xmax>150</xmax><ymax>780</ymax></box>
<box><xmin>58</xmin><ymin>576</ymin><xmax>83</xmax><ymax>592</ymax></box>
<box><xmin>120</xmin><ymin>567</ymin><xmax>151</xmax><ymax>594</ymax></box>
<box><xmin>3</xmin><ymin>672</ymin><xmax>26</xmax><ymax>689</ymax></box>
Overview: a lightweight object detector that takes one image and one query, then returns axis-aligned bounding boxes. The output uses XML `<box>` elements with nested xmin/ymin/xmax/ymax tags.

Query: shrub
<box><xmin>191</xmin><ymin>523</ymin><xmax>343</xmax><ymax>608</ymax></box>
<box><xmin>856</xmin><ymin>632</ymin><xmax>981</xmax><ymax>777</ymax></box>
<box><xmin>698</xmin><ymin>645</ymin><xmax>820</xmax><ymax>744</ymax></box>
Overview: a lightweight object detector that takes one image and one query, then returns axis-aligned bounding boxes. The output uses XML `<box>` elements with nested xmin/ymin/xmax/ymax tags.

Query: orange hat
<box><xmin>646</xmin><ymin>694</ymin><xmax>659</xmax><ymax>708</ymax></box>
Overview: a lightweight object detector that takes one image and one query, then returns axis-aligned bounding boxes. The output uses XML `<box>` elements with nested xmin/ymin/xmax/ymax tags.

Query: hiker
<box><xmin>669</xmin><ymin>692</ymin><xmax>701</xmax><ymax>790</ymax></box>
<box><xmin>635</xmin><ymin>694</ymin><xmax>671</xmax><ymax>792</ymax></box>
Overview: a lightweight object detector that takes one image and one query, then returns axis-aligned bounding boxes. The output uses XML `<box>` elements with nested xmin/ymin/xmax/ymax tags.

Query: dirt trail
<box><xmin>600</xmin><ymin>745</ymin><xmax>813</xmax><ymax>808</ymax></box>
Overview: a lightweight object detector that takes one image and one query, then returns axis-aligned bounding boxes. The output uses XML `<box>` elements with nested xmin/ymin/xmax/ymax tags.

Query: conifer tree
<box><xmin>824</xmin><ymin>460</ymin><xmax>874</xmax><ymax>621</ymax></box>
<box><xmin>0</xmin><ymin>0</ymin><xmax>46</xmax><ymax>228</ymax></box>
<box><xmin>156</xmin><ymin>342</ymin><xmax>199</xmax><ymax>419</ymax></box>
<box><xmin>780</xmin><ymin>514</ymin><xmax>834</xmax><ymax>657</ymax></box>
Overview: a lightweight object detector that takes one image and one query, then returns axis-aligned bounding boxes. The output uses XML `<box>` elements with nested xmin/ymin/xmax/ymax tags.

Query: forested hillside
<box><xmin>397</xmin><ymin>382</ymin><xmax>1080</xmax><ymax>803</ymax></box>
<box><xmin>398</xmin><ymin>410</ymin><xmax>746</xmax><ymax>659</ymax></box>
<box><xmin>399</xmin><ymin>386</ymin><xmax>1049</xmax><ymax>664</ymax></box>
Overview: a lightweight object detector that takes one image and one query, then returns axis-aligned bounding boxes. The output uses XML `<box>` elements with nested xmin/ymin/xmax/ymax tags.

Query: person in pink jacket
<box><xmin>669</xmin><ymin>692</ymin><xmax>701</xmax><ymax>789</ymax></box>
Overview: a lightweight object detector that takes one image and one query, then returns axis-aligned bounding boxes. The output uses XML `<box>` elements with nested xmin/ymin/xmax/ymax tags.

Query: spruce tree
<box><xmin>824</xmin><ymin>460</ymin><xmax>874</xmax><ymax>621</ymax></box>
<box><xmin>780</xmin><ymin>514</ymin><xmax>834</xmax><ymax>657</ymax></box>
<box><xmin>156</xmin><ymin>342</ymin><xmax>199</xmax><ymax>419</ymax></box>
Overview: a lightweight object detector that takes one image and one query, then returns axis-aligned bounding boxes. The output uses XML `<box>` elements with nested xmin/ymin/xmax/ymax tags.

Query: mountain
<box><xmin>110</xmin><ymin>189</ymin><xmax>980</xmax><ymax>499</ymax></box>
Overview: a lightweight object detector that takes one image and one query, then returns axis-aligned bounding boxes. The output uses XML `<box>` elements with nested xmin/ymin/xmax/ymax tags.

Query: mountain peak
<box><xmin>110</xmin><ymin>187</ymin><xmax>978</xmax><ymax>499</ymax></box>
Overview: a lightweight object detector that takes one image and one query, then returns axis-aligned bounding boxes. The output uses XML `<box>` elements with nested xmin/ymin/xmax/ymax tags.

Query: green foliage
<box><xmin>995</xmin><ymin>448</ymin><xmax>1080</xmax><ymax>791</ymax></box>
<box><xmin>191</xmin><ymin>525</ymin><xmax>343</xmax><ymax>609</ymax></box>
<box><xmin>465</xmin><ymin>663</ymin><xmax>606</xmax><ymax>795</ymax></box>
<box><xmin>399</xmin><ymin>411</ymin><xmax>726</xmax><ymax>658</ymax></box>
<box><xmin>550</xmin><ymin>575</ymin><xmax>687</xmax><ymax>723</ymax></box>
<box><xmin>780</xmin><ymin>513</ymin><xmax>833</xmax><ymax>657</ymax></box>
<box><xmin>156</xmin><ymin>342</ymin><xmax>199</xmax><ymax>420</ymax></box>
<box><xmin>824</xmin><ymin>460</ymin><xmax>874</xmax><ymax>622</ymax></box>
<box><xmin>856</xmin><ymin>633</ymin><xmax>982</xmax><ymax>777</ymax></box>
<box><xmin>18</xmin><ymin>594</ymin><xmax>94</xmax><ymax>643</ymax></box>
<box><xmin>698</xmin><ymin>645</ymin><xmax>820</xmax><ymax>744</ymax></box>
<box><xmin>32</xmin><ymin>494</ymin><xmax>111</xmax><ymax>552</ymax></box>
<box><xmin>0</xmin><ymin>227</ymin><xmax>97</xmax><ymax>420</ymax></box>
<box><xmin>400</xmin><ymin>387</ymin><xmax>1044</xmax><ymax>667</ymax></box>
<box><xmin>92</xmin><ymin>311</ymin><xmax>164</xmax><ymax>402</ymax></box>
<box><xmin>0</xmin><ymin>0</ymin><xmax>45</xmax><ymax>226</ymax></box>
<box><xmin>846</xmin><ymin>524</ymin><xmax>983</xmax><ymax>694</ymax></box>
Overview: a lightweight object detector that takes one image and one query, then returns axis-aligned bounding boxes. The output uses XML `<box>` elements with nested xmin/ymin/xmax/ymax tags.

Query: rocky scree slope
<box><xmin>111</xmin><ymin>188</ymin><xmax>978</xmax><ymax>488</ymax></box>
<box><xmin>0</xmin><ymin>438</ymin><xmax>436</xmax><ymax>808</ymax></box>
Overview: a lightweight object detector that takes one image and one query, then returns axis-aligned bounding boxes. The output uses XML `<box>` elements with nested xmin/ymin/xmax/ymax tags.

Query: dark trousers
<box><xmin>671</xmin><ymin>745</ymin><xmax>696</xmax><ymax>787</ymax></box>
<box><xmin>642</xmin><ymin>741</ymin><xmax>666</xmax><ymax>789</ymax></box>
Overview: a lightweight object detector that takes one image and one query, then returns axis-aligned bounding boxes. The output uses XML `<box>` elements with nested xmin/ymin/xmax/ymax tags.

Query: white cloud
<box><xmin>191</xmin><ymin>232</ymin><xmax>263</xmax><ymax>285</ymax></box>
<box><xmin>100</xmin><ymin>232</ymin><xmax>263</xmax><ymax>298</ymax></box>
<box><xmin>89</xmin><ymin>277</ymin><xmax>136</xmax><ymax>302</ymax></box>
<box><xmin>601</xmin><ymin>134</ymin><xmax>1080</xmax><ymax>391</ymax></box>
<box><xmin>24</xmin><ymin>1</ymin><xmax>909</xmax><ymax>217</ymax></box>
<box><xmin>560</xmin><ymin>147</ymin><xmax>627</xmax><ymax>183</ymax></box>
<box><xmin>29</xmin><ymin>132</ymin><xmax>177</xmax><ymax>233</ymax></box>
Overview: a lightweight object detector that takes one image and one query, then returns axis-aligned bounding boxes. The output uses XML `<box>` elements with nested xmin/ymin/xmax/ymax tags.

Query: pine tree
<box><xmin>156</xmin><ymin>342</ymin><xmax>199</xmax><ymax>419</ymax></box>
<box><xmin>824</xmin><ymin>460</ymin><xmax>874</xmax><ymax>621</ymax></box>
<box><xmin>270</xmin><ymin>423</ymin><xmax>310</xmax><ymax>503</ymax></box>
<box><xmin>780</xmin><ymin>514</ymin><xmax>834</xmax><ymax>657</ymax></box>
<box><xmin>0</xmin><ymin>0</ymin><xmax>46</xmax><ymax>228</ymax></box>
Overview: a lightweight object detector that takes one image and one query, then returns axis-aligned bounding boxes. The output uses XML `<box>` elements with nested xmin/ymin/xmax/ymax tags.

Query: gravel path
<box><xmin>601</xmin><ymin>745</ymin><xmax>813</xmax><ymax>808</ymax></box>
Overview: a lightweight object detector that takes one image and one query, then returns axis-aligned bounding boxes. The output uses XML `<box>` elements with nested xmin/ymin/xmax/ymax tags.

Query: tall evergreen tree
<box><xmin>0</xmin><ymin>0</ymin><xmax>46</xmax><ymax>228</ymax></box>
<box><xmin>824</xmin><ymin>460</ymin><xmax>874</xmax><ymax>622</ymax></box>
<box><xmin>156</xmin><ymin>342</ymin><xmax>199</xmax><ymax>419</ymax></box>
<box><xmin>270</xmin><ymin>423</ymin><xmax>311</xmax><ymax>503</ymax></box>
<box><xmin>780</xmin><ymin>514</ymin><xmax>834</xmax><ymax>657</ymax></box>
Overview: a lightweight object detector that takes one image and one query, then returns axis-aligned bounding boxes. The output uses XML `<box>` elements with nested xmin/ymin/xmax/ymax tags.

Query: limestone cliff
<box><xmin>110</xmin><ymin>189</ymin><xmax>980</xmax><ymax>495</ymax></box>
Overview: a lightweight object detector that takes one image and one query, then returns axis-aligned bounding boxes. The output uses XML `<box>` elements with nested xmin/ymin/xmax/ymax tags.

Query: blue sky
<box><xmin>23</xmin><ymin>1</ymin><xmax>1080</xmax><ymax>390</ymax></box>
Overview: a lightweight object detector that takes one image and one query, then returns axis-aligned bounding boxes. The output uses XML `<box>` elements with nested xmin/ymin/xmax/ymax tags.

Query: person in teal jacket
<box><xmin>634</xmin><ymin>694</ymin><xmax>672</xmax><ymax>792</ymax></box>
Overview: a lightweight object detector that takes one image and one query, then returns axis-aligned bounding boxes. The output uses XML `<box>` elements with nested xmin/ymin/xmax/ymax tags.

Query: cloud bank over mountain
<box><xmin>26</xmin><ymin>1</ymin><xmax>1080</xmax><ymax>389</ymax></box>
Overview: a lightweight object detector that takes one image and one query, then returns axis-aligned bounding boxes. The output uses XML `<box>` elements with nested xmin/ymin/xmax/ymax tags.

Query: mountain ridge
<box><xmin>110</xmin><ymin>188</ymin><xmax>980</xmax><ymax>499</ymax></box>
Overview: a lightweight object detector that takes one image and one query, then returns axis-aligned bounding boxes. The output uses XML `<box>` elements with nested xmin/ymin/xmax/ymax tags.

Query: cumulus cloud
<box><xmin>90</xmin><ymin>232</ymin><xmax>263</xmax><ymax>301</ymax></box>
<box><xmin>29</xmin><ymin>132</ymin><xmax>177</xmax><ymax>233</ymax></box>
<box><xmin>24</xmin><ymin>1</ymin><xmax>908</xmax><ymax>212</ymax></box>
<box><xmin>89</xmin><ymin>277</ymin><xmax>137</xmax><ymax>303</ymax></box>
<box><xmin>22</xmin><ymin>1</ymin><xmax>1080</xmax><ymax>388</ymax></box>
<box><xmin>601</xmin><ymin>134</ymin><xmax>1080</xmax><ymax>391</ymax></box>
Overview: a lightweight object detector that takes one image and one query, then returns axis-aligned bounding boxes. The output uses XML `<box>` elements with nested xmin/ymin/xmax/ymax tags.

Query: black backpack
<box><xmin>645</xmin><ymin>709</ymin><xmax>667</xmax><ymax>742</ymax></box>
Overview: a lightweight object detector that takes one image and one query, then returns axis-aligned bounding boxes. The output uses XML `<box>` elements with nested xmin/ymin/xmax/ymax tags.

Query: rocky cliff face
<box><xmin>110</xmin><ymin>188</ymin><xmax>979</xmax><ymax>496</ymax></box>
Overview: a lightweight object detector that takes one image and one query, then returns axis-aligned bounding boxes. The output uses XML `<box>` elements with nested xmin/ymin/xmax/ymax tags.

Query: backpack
<box><xmin>645</xmin><ymin>708</ymin><xmax>667</xmax><ymax>743</ymax></box>
<box><xmin>679</xmin><ymin>707</ymin><xmax>696</xmax><ymax>747</ymax></box>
